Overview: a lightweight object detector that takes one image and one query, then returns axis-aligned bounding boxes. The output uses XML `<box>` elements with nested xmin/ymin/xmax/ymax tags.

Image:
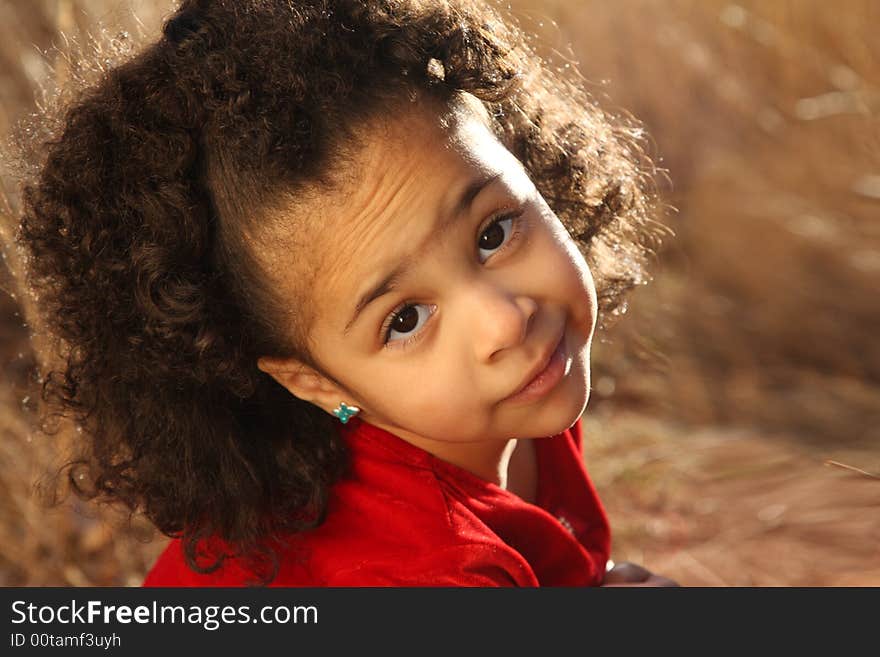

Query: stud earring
<box><xmin>332</xmin><ymin>402</ymin><xmax>360</xmax><ymax>424</ymax></box>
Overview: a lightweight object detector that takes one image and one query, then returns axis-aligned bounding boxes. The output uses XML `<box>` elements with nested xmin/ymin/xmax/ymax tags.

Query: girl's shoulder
<box><xmin>143</xmin><ymin>538</ymin><xmax>253</xmax><ymax>587</ymax></box>
<box><xmin>142</xmin><ymin>418</ymin><xmax>588</xmax><ymax>587</ymax></box>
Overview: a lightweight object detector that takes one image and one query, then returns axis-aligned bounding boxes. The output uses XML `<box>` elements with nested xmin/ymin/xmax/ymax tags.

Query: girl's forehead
<box><xmin>262</xmin><ymin>101</ymin><xmax>467</xmax><ymax>310</ymax></box>
<box><xmin>312</xmin><ymin>105</ymin><xmax>474</xmax><ymax>276</ymax></box>
<box><xmin>296</xmin><ymin>99</ymin><xmax>526</xmax><ymax>335</ymax></box>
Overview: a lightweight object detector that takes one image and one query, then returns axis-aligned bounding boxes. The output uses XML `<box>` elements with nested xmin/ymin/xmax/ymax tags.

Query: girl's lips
<box><xmin>503</xmin><ymin>335</ymin><xmax>568</xmax><ymax>405</ymax></box>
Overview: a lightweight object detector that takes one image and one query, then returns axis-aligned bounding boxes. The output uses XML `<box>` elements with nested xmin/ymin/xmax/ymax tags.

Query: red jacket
<box><xmin>143</xmin><ymin>416</ymin><xmax>610</xmax><ymax>586</ymax></box>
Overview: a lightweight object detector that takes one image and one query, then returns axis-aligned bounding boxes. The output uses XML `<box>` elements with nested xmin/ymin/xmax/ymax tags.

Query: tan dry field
<box><xmin>0</xmin><ymin>0</ymin><xmax>878</xmax><ymax>586</ymax></box>
<box><xmin>583</xmin><ymin>411</ymin><xmax>880</xmax><ymax>586</ymax></box>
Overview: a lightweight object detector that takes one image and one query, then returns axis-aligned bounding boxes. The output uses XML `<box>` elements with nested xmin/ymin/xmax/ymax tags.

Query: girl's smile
<box><xmin>258</xmin><ymin>93</ymin><xmax>598</xmax><ymax>481</ymax></box>
<box><xmin>502</xmin><ymin>330</ymin><xmax>570</xmax><ymax>406</ymax></box>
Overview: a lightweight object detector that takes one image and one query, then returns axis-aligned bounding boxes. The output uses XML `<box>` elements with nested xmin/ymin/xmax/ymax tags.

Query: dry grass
<box><xmin>0</xmin><ymin>0</ymin><xmax>877</xmax><ymax>586</ymax></box>
<box><xmin>518</xmin><ymin>0</ymin><xmax>880</xmax><ymax>444</ymax></box>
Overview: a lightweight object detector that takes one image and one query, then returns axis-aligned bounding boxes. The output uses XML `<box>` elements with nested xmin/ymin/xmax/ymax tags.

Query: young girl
<box><xmin>13</xmin><ymin>0</ymin><xmax>673</xmax><ymax>586</ymax></box>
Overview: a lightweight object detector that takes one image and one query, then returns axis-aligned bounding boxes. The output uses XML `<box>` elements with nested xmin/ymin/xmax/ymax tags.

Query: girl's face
<box><xmin>259</xmin><ymin>97</ymin><xmax>598</xmax><ymax>455</ymax></box>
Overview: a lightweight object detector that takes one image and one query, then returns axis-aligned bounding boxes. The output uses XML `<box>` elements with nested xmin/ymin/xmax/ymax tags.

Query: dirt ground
<box><xmin>582</xmin><ymin>410</ymin><xmax>880</xmax><ymax>586</ymax></box>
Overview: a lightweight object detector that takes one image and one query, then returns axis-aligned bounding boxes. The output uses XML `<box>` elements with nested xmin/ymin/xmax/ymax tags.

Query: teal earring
<box><xmin>332</xmin><ymin>402</ymin><xmax>360</xmax><ymax>424</ymax></box>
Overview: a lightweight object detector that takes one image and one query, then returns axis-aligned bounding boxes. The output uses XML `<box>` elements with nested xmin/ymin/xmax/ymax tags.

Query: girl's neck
<box><xmin>427</xmin><ymin>435</ymin><xmax>537</xmax><ymax>503</ymax></box>
<box><xmin>366</xmin><ymin>418</ymin><xmax>519</xmax><ymax>488</ymax></box>
<box><xmin>419</xmin><ymin>434</ymin><xmax>518</xmax><ymax>488</ymax></box>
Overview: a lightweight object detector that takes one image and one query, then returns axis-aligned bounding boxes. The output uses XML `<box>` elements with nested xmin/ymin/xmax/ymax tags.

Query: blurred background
<box><xmin>0</xmin><ymin>0</ymin><xmax>877</xmax><ymax>586</ymax></box>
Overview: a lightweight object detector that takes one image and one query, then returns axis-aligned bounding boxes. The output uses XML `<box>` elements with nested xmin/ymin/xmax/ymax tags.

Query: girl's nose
<box><xmin>468</xmin><ymin>283</ymin><xmax>538</xmax><ymax>363</ymax></box>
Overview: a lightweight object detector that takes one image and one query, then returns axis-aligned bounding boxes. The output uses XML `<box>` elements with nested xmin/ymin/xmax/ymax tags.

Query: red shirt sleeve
<box><xmin>145</xmin><ymin>539</ymin><xmax>526</xmax><ymax>587</ymax></box>
<box><xmin>328</xmin><ymin>543</ymin><xmax>526</xmax><ymax>586</ymax></box>
<box><xmin>143</xmin><ymin>539</ymin><xmax>253</xmax><ymax>586</ymax></box>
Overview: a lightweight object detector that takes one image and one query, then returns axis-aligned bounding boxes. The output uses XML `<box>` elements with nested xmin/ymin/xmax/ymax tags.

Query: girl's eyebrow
<box><xmin>342</xmin><ymin>172</ymin><xmax>502</xmax><ymax>335</ymax></box>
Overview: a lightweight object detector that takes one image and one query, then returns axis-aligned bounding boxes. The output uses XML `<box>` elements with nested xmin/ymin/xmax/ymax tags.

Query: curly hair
<box><xmin>12</xmin><ymin>0</ymin><xmax>661</xmax><ymax>582</ymax></box>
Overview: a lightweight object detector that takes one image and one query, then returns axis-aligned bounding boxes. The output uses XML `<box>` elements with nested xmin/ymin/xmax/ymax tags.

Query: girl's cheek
<box><xmin>544</xmin><ymin>217</ymin><xmax>591</xmax><ymax>283</ymax></box>
<box><xmin>540</xmin><ymin>209</ymin><xmax>588</xmax><ymax>269</ymax></box>
<box><xmin>560</xmin><ymin>229</ymin><xmax>594</xmax><ymax>292</ymax></box>
<box><xmin>555</xmin><ymin>239</ymin><xmax>597</xmax><ymax>333</ymax></box>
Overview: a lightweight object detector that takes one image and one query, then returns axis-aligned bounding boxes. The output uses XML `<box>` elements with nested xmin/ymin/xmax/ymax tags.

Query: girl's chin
<box><xmin>519</xmin><ymin>383</ymin><xmax>591</xmax><ymax>439</ymax></box>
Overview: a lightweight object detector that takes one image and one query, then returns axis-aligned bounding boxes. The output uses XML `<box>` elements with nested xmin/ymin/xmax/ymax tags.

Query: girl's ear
<box><xmin>256</xmin><ymin>356</ymin><xmax>356</xmax><ymax>415</ymax></box>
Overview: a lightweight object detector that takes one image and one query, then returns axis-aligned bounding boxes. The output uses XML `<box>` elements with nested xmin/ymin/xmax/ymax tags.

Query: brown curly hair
<box><xmin>12</xmin><ymin>0</ymin><xmax>661</xmax><ymax>582</ymax></box>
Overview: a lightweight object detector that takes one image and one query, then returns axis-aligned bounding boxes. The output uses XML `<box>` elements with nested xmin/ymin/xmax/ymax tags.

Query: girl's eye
<box><xmin>379</xmin><ymin>210</ymin><xmax>524</xmax><ymax>348</ymax></box>
<box><xmin>382</xmin><ymin>303</ymin><xmax>435</xmax><ymax>345</ymax></box>
<box><xmin>478</xmin><ymin>213</ymin><xmax>519</xmax><ymax>263</ymax></box>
